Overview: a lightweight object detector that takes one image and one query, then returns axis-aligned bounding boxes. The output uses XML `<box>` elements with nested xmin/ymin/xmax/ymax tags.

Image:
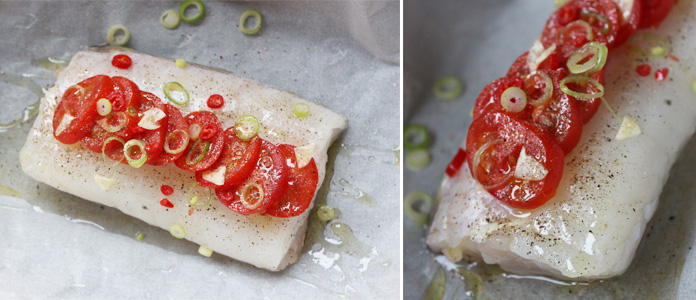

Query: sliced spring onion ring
<box><xmin>561</xmin><ymin>20</ymin><xmax>593</xmax><ymax>43</ymax></box>
<box><xmin>293</xmin><ymin>103</ymin><xmax>310</xmax><ymax>118</ymax></box>
<box><xmin>630</xmin><ymin>33</ymin><xmax>670</xmax><ymax>57</ymax></box>
<box><xmin>198</xmin><ymin>245</ymin><xmax>213</xmax><ymax>257</ymax></box>
<box><xmin>433</xmin><ymin>76</ymin><xmax>462</xmax><ymax>100</ymax></box>
<box><xmin>406</xmin><ymin>149</ymin><xmax>431</xmax><ymax>171</ymax></box>
<box><xmin>580</xmin><ymin>10</ymin><xmax>610</xmax><ymax>35</ymax></box>
<box><xmin>163</xmin><ymin>82</ymin><xmax>189</xmax><ymax>106</ymax></box>
<box><xmin>107</xmin><ymin>24</ymin><xmax>130</xmax><ymax>46</ymax></box>
<box><xmin>239</xmin><ymin>9</ymin><xmax>262</xmax><ymax>35</ymax></box>
<box><xmin>240</xmin><ymin>182</ymin><xmax>264</xmax><ymax>210</ymax></box>
<box><xmin>136</xmin><ymin>232</ymin><xmax>144</xmax><ymax>241</ymax></box>
<box><xmin>102</xmin><ymin>137</ymin><xmax>126</xmax><ymax>167</ymax></box>
<box><xmin>99</xmin><ymin>111</ymin><xmax>127</xmax><ymax>133</ymax></box>
<box><xmin>526</xmin><ymin>71</ymin><xmax>553</xmax><ymax>106</ymax></box>
<box><xmin>189</xmin><ymin>123</ymin><xmax>201</xmax><ymax>141</ymax></box>
<box><xmin>175</xmin><ymin>58</ymin><xmax>186</xmax><ymax>68</ymax></box>
<box><xmin>164</xmin><ymin>129</ymin><xmax>190</xmax><ymax>154</ymax></box>
<box><xmin>560</xmin><ymin>75</ymin><xmax>604</xmax><ymax>100</ymax></box>
<box><xmin>185</xmin><ymin>139</ymin><xmax>210</xmax><ymax>165</ymax></box>
<box><xmin>187</xmin><ymin>183</ymin><xmax>212</xmax><ymax>207</ymax></box>
<box><xmin>567</xmin><ymin>42</ymin><xmax>607</xmax><ymax>75</ymax></box>
<box><xmin>403</xmin><ymin>124</ymin><xmax>430</xmax><ymax>151</ymax></box>
<box><xmin>169</xmin><ymin>225</ymin><xmax>186</xmax><ymax>239</ymax></box>
<box><xmin>96</xmin><ymin>98</ymin><xmax>112</xmax><ymax>116</ymax></box>
<box><xmin>124</xmin><ymin>139</ymin><xmax>148</xmax><ymax>168</ymax></box>
<box><xmin>472</xmin><ymin>140</ymin><xmax>514</xmax><ymax>189</ymax></box>
<box><xmin>160</xmin><ymin>9</ymin><xmax>180</xmax><ymax>29</ymax></box>
<box><xmin>404</xmin><ymin>190</ymin><xmax>434</xmax><ymax>226</ymax></box>
<box><xmin>234</xmin><ymin>115</ymin><xmax>260</xmax><ymax>141</ymax></box>
<box><xmin>179</xmin><ymin>0</ymin><xmax>205</xmax><ymax>23</ymax></box>
<box><xmin>500</xmin><ymin>87</ymin><xmax>527</xmax><ymax>113</ymax></box>
<box><xmin>317</xmin><ymin>205</ymin><xmax>336</xmax><ymax>222</ymax></box>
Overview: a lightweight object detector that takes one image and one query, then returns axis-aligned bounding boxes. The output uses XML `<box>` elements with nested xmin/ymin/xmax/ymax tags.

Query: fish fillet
<box><xmin>427</xmin><ymin>1</ymin><xmax>696</xmax><ymax>280</ymax></box>
<box><xmin>20</xmin><ymin>48</ymin><xmax>347</xmax><ymax>271</ymax></box>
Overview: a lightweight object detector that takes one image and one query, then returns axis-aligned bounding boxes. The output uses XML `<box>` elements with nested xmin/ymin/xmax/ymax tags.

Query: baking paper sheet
<box><xmin>0</xmin><ymin>1</ymin><xmax>399</xmax><ymax>299</ymax></box>
<box><xmin>404</xmin><ymin>0</ymin><xmax>696</xmax><ymax>299</ymax></box>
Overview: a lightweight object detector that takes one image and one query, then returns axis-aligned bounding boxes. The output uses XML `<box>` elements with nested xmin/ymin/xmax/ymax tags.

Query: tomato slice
<box><xmin>174</xmin><ymin>111</ymin><xmax>224</xmax><ymax>172</ymax></box>
<box><xmin>265</xmin><ymin>144</ymin><xmax>319</xmax><ymax>218</ymax></box>
<box><xmin>132</xmin><ymin>92</ymin><xmax>168</xmax><ymax>165</ymax></box>
<box><xmin>81</xmin><ymin>77</ymin><xmax>142</xmax><ymax>161</ymax></box>
<box><xmin>614</xmin><ymin>0</ymin><xmax>642</xmax><ymax>47</ymax></box>
<box><xmin>195</xmin><ymin>130</ymin><xmax>262</xmax><ymax>188</ymax></box>
<box><xmin>215</xmin><ymin>140</ymin><xmax>289</xmax><ymax>215</ymax></box>
<box><xmin>577</xmin><ymin>69</ymin><xmax>604</xmax><ymax>124</ymax></box>
<box><xmin>466</xmin><ymin>111</ymin><xmax>565</xmax><ymax>209</ymax></box>
<box><xmin>53</xmin><ymin>75</ymin><xmax>114</xmax><ymax>144</ymax></box>
<box><xmin>638</xmin><ymin>0</ymin><xmax>675</xmax><ymax>29</ymax></box>
<box><xmin>153</xmin><ymin>104</ymin><xmax>189</xmax><ymax>166</ymax></box>
<box><xmin>506</xmin><ymin>51</ymin><xmax>562</xmax><ymax>78</ymax></box>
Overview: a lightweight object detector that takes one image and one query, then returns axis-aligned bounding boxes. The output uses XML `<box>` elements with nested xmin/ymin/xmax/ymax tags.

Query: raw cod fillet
<box><xmin>426</xmin><ymin>1</ymin><xmax>696</xmax><ymax>280</ymax></box>
<box><xmin>20</xmin><ymin>48</ymin><xmax>347</xmax><ymax>271</ymax></box>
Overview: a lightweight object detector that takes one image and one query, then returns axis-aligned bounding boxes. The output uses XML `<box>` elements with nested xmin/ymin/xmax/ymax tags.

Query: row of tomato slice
<box><xmin>445</xmin><ymin>0</ymin><xmax>675</xmax><ymax>210</ymax></box>
<box><xmin>52</xmin><ymin>74</ymin><xmax>318</xmax><ymax>218</ymax></box>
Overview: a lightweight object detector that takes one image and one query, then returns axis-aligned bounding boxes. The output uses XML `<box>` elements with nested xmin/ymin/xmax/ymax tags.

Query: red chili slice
<box><xmin>112</xmin><ymin>54</ymin><xmax>132</xmax><ymax>69</ymax></box>
<box><xmin>161</xmin><ymin>185</ymin><xmax>174</xmax><ymax>196</ymax></box>
<box><xmin>446</xmin><ymin>148</ymin><xmax>467</xmax><ymax>178</ymax></box>
<box><xmin>265</xmin><ymin>144</ymin><xmax>319</xmax><ymax>218</ymax></box>
<box><xmin>639</xmin><ymin>0</ymin><xmax>675</xmax><ymax>29</ymax></box>
<box><xmin>636</xmin><ymin>64</ymin><xmax>652</xmax><ymax>76</ymax></box>
<box><xmin>174</xmin><ymin>111</ymin><xmax>224</xmax><ymax>172</ymax></box>
<box><xmin>195</xmin><ymin>130</ymin><xmax>262</xmax><ymax>188</ymax></box>
<box><xmin>466</xmin><ymin>111</ymin><xmax>564</xmax><ymax>209</ymax></box>
<box><xmin>53</xmin><ymin>75</ymin><xmax>114</xmax><ymax>144</ymax></box>
<box><xmin>655</xmin><ymin>68</ymin><xmax>669</xmax><ymax>82</ymax></box>
<box><xmin>207</xmin><ymin>94</ymin><xmax>224</xmax><ymax>109</ymax></box>
<box><xmin>215</xmin><ymin>140</ymin><xmax>288</xmax><ymax>215</ymax></box>
<box><xmin>132</xmin><ymin>92</ymin><xmax>168</xmax><ymax>165</ymax></box>
<box><xmin>153</xmin><ymin>104</ymin><xmax>189</xmax><ymax>166</ymax></box>
<box><xmin>81</xmin><ymin>77</ymin><xmax>142</xmax><ymax>160</ymax></box>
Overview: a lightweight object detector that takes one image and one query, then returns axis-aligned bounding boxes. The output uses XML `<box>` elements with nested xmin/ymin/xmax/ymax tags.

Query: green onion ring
<box><xmin>561</xmin><ymin>20</ymin><xmax>593</xmax><ymax>43</ymax></box>
<box><xmin>293</xmin><ymin>103</ymin><xmax>310</xmax><ymax>118</ymax></box>
<box><xmin>240</xmin><ymin>182</ymin><xmax>264</xmax><ymax>210</ymax></box>
<box><xmin>560</xmin><ymin>75</ymin><xmax>604</xmax><ymax>100</ymax></box>
<box><xmin>163</xmin><ymin>82</ymin><xmax>190</xmax><ymax>106</ymax></box>
<box><xmin>404</xmin><ymin>190</ymin><xmax>434</xmax><ymax>226</ymax></box>
<box><xmin>630</xmin><ymin>33</ymin><xmax>670</xmax><ymax>57</ymax></box>
<box><xmin>234</xmin><ymin>115</ymin><xmax>260</xmax><ymax>141</ymax></box>
<box><xmin>179</xmin><ymin>0</ymin><xmax>205</xmax><ymax>23</ymax></box>
<box><xmin>160</xmin><ymin>9</ymin><xmax>180</xmax><ymax>29</ymax></box>
<box><xmin>406</xmin><ymin>149</ymin><xmax>431</xmax><ymax>171</ymax></box>
<box><xmin>124</xmin><ymin>139</ymin><xmax>148</xmax><ymax>168</ymax></box>
<box><xmin>403</xmin><ymin>124</ymin><xmax>430</xmax><ymax>151</ymax></box>
<box><xmin>580</xmin><ymin>10</ymin><xmax>610</xmax><ymax>35</ymax></box>
<box><xmin>433</xmin><ymin>76</ymin><xmax>462</xmax><ymax>100</ymax></box>
<box><xmin>186</xmin><ymin>139</ymin><xmax>210</xmax><ymax>166</ymax></box>
<box><xmin>198</xmin><ymin>245</ymin><xmax>213</xmax><ymax>257</ymax></box>
<box><xmin>567</xmin><ymin>42</ymin><xmax>608</xmax><ymax>75</ymax></box>
<box><xmin>526</xmin><ymin>71</ymin><xmax>553</xmax><ymax>107</ymax></box>
<box><xmin>98</xmin><ymin>111</ymin><xmax>127</xmax><ymax>133</ymax></box>
<box><xmin>500</xmin><ymin>87</ymin><xmax>527</xmax><ymax>113</ymax></box>
<box><xmin>102</xmin><ymin>137</ymin><xmax>125</xmax><ymax>167</ymax></box>
<box><xmin>96</xmin><ymin>98</ymin><xmax>112</xmax><ymax>116</ymax></box>
<box><xmin>317</xmin><ymin>205</ymin><xmax>336</xmax><ymax>222</ymax></box>
<box><xmin>187</xmin><ymin>183</ymin><xmax>212</xmax><ymax>207</ymax></box>
<box><xmin>107</xmin><ymin>24</ymin><xmax>130</xmax><ymax>46</ymax></box>
<box><xmin>169</xmin><ymin>225</ymin><xmax>186</xmax><ymax>239</ymax></box>
<box><xmin>239</xmin><ymin>9</ymin><xmax>262</xmax><ymax>35</ymax></box>
<box><xmin>164</xmin><ymin>129</ymin><xmax>190</xmax><ymax>154</ymax></box>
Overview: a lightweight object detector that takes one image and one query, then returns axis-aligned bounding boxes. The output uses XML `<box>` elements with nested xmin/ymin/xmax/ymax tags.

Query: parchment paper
<box><xmin>0</xmin><ymin>1</ymin><xmax>400</xmax><ymax>299</ymax></box>
<box><xmin>404</xmin><ymin>0</ymin><xmax>696</xmax><ymax>299</ymax></box>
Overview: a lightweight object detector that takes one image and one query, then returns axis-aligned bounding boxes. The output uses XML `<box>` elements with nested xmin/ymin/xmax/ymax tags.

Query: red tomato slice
<box><xmin>132</xmin><ymin>92</ymin><xmax>168</xmax><ymax>165</ymax></box>
<box><xmin>81</xmin><ymin>77</ymin><xmax>142</xmax><ymax>160</ymax></box>
<box><xmin>265</xmin><ymin>144</ymin><xmax>319</xmax><ymax>218</ymax></box>
<box><xmin>506</xmin><ymin>51</ymin><xmax>562</xmax><ymax>78</ymax></box>
<box><xmin>195</xmin><ymin>131</ymin><xmax>262</xmax><ymax>188</ymax></box>
<box><xmin>153</xmin><ymin>104</ymin><xmax>189</xmax><ymax>166</ymax></box>
<box><xmin>174</xmin><ymin>111</ymin><xmax>224</xmax><ymax>172</ymax></box>
<box><xmin>638</xmin><ymin>0</ymin><xmax>675</xmax><ymax>29</ymax></box>
<box><xmin>53</xmin><ymin>75</ymin><xmax>114</xmax><ymax>144</ymax></box>
<box><xmin>215</xmin><ymin>140</ymin><xmax>289</xmax><ymax>215</ymax></box>
<box><xmin>466</xmin><ymin>111</ymin><xmax>565</xmax><ymax>209</ymax></box>
<box><xmin>614</xmin><ymin>0</ymin><xmax>641</xmax><ymax>47</ymax></box>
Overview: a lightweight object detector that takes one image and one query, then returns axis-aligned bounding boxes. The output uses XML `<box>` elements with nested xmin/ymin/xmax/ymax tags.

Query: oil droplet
<box><xmin>392</xmin><ymin>146</ymin><xmax>400</xmax><ymax>166</ymax></box>
<box><xmin>0</xmin><ymin>184</ymin><xmax>23</xmax><ymax>198</ymax></box>
<box><xmin>368</xmin><ymin>156</ymin><xmax>376</xmax><ymax>162</ymax></box>
<box><xmin>458</xmin><ymin>268</ymin><xmax>483</xmax><ymax>299</ymax></box>
<box><xmin>423</xmin><ymin>267</ymin><xmax>446</xmax><ymax>300</ymax></box>
<box><xmin>31</xmin><ymin>57</ymin><xmax>68</xmax><ymax>71</ymax></box>
<box><xmin>336</xmin><ymin>179</ymin><xmax>377</xmax><ymax>207</ymax></box>
<box><xmin>0</xmin><ymin>73</ymin><xmax>43</xmax><ymax>132</ymax></box>
<box><xmin>329</xmin><ymin>222</ymin><xmax>371</xmax><ymax>257</ymax></box>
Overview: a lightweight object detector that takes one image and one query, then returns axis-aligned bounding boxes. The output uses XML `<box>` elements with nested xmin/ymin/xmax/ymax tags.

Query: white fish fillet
<box><xmin>20</xmin><ymin>48</ymin><xmax>347</xmax><ymax>271</ymax></box>
<box><xmin>427</xmin><ymin>1</ymin><xmax>696</xmax><ymax>280</ymax></box>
